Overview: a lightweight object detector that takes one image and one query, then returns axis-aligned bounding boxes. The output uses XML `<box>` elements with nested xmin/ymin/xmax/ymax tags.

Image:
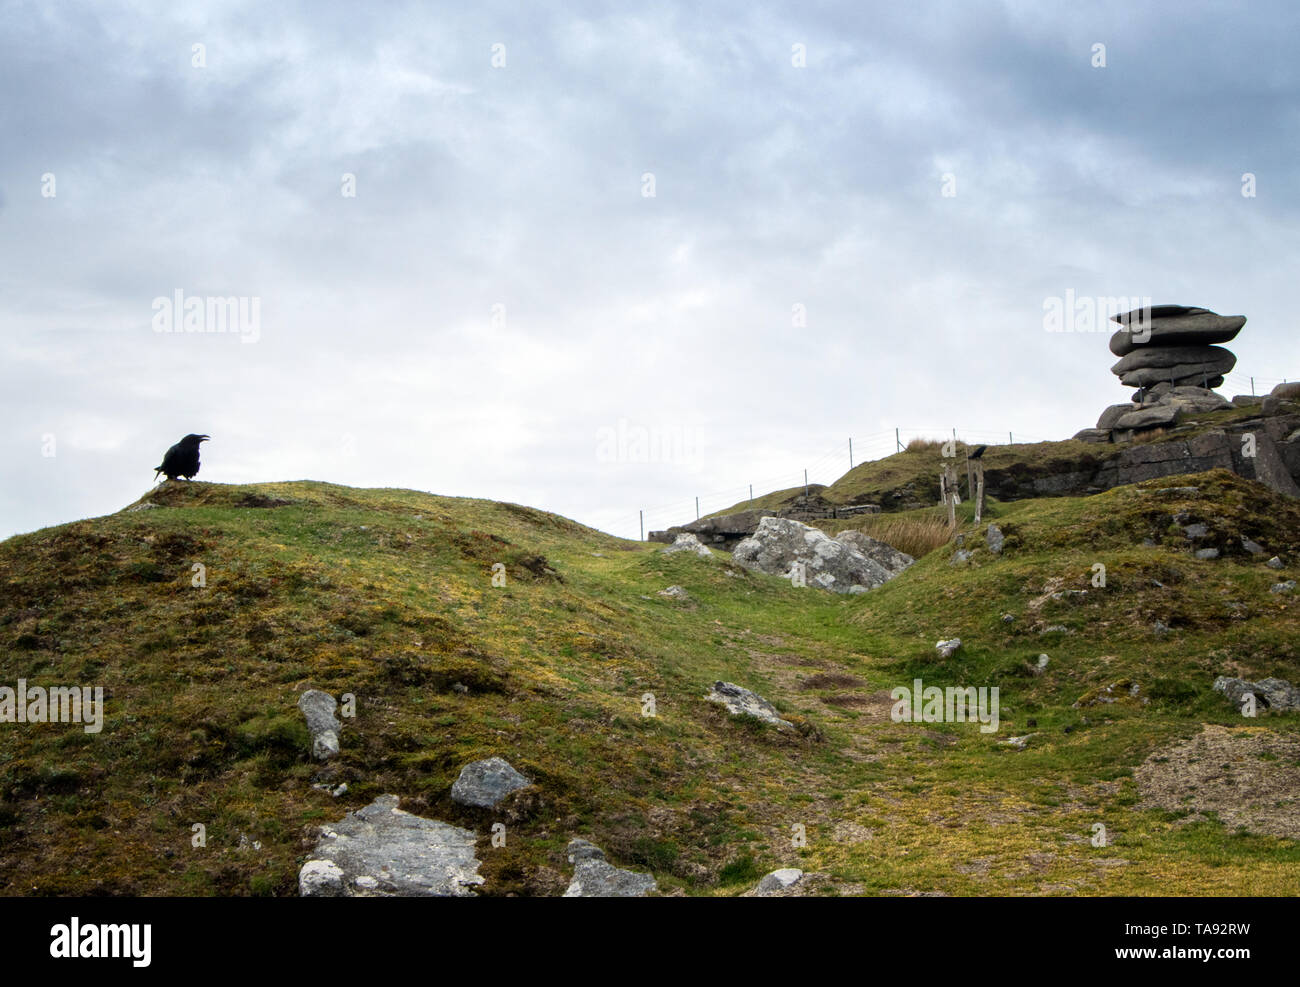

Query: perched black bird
<box><xmin>969</xmin><ymin>444</ymin><xmax>987</xmax><ymax>460</ymax></box>
<box><xmin>154</xmin><ymin>434</ymin><xmax>209</xmax><ymax>481</ymax></box>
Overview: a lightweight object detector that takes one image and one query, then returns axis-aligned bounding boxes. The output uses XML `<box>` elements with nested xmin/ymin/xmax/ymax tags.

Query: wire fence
<box><xmin>617</xmin><ymin>425</ymin><xmax>1054</xmax><ymax>542</ymax></box>
<box><xmin>613</xmin><ymin>371</ymin><xmax>1296</xmax><ymax>542</ymax></box>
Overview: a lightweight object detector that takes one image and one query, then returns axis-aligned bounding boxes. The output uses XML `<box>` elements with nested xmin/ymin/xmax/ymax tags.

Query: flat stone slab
<box><xmin>450</xmin><ymin>756</ymin><xmax>531</xmax><ymax>808</ymax></box>
<box><xmin>1112</xmin><ymin>405</ymin><xmax>1180</xmax><ymax>431</ymax></box>
<box><xmin>299</xmin><ymin>795</ymin><xmax>484</xmax><ymax>896</ymax></box>
<box><xmin>1109</xmin><ymin>308</ymin><xmax>1245</xmax><ymax>357</ymax></box>
<box><xmin>1111</xmin><ymin>344</ymin><xmax>1235</xmax><ymax>375</ymax></box>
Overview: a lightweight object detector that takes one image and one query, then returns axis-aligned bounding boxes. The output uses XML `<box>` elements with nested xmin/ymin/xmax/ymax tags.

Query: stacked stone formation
<box><xmin>1108</xmin><ymin>305</ymin><xmax>1244</xmax><ymax>390</ymax></box>
<box><xmin>1092</xmin><ymin>305</ymin><xmax>1245</xmax><ymax>433</ymax></box>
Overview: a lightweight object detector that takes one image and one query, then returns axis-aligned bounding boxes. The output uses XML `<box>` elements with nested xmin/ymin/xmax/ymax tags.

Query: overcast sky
<box><xmin>2</xmin><ymin>0</ymin><xmax>1297</xmax><ymax>542</ymax></box>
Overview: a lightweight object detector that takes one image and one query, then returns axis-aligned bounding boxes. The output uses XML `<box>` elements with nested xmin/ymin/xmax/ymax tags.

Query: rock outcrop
<box><xmin>1213</xmin><ymin>676</ymin><xmax>1300</xmax><ymax>711</ymax></box>
<box><xmin>1083</xmin><ymin>305</ymin><xmax>1248</xmax><ymax>442</ymax></box>
<box><xmin>299</xmin><ymin>795</ymin><xmax>484</xmax><ymax>896</ymax></box>
<box><xmin>648</xmin><ymin>498</ymin><xmax>880</xmax><ymax>550</ymax></box>
<box><xmin>732</xmin><ymin>517</ymin><xmax>895</xmax><ymax>593</ymax></box>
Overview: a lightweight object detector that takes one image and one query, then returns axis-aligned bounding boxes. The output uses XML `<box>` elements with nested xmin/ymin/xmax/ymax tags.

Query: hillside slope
<box><xmin>706</xmin><ymin>402</ymin><xmax>1295</xmax><ymax>520</ymax></box>
<box><xmin>1</xmin><ymin>475</ymin><xmax>1298</xmax><ymax>895</ymax></box>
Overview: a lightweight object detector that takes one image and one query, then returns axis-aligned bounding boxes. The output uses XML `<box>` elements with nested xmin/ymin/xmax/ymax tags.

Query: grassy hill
<box><xmin>1</xmin><ymin>473</ymin><xmax>1298</xmax><ymax>896</ymax></box>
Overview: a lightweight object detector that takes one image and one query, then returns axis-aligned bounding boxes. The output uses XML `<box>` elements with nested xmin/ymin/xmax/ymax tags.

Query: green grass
<box><xmin>0</xmin><ymin>470</ymin><xmax>1297</xmax><ymax>896</ymax></box>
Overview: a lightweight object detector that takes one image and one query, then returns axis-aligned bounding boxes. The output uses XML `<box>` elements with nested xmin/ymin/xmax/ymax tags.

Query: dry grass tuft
<box><xmin>853</xmin><ymin>513</ymin><xmax>952</xmax><ymax>558</ymax></box>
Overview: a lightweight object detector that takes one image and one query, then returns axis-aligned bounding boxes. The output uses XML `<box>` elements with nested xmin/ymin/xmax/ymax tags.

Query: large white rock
<box><xmin>662</xmin><ymin>533</ymin><xmax>714</xmax><ymax>558</ymax></box>
<box><xmin>299</xmin><ymin>795</ymin><xmax>484</xmax><ymax>897</ymax></box>
<box><xmin>732</xmin><ymin>517</ymin><xmax>894</xmax><ymax>593</ymax></box>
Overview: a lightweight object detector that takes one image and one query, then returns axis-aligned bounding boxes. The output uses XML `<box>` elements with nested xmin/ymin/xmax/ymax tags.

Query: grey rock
<box><xmin>1119</xmin><ymin>362</ymin><xmax>1232</xmax><ymax>388</ymax></box>
<box><xmin>662</xmin><ymin>533</ymin><xmax>713</xmax><ymax>559</ymax></box>
<box><xmin>985</xmin><ymin>524</ymin><xmax>1004</xmax><ymax>554</ymax></box>
<box><xmin>833</xmin><ymin>530</ymin><xmax>915</xmax><ymax>576</ymax></box>
<box><xmin>1108</xmin><ymin>308</ymin><xmax>1245</xmax><ymax>357</ymax></box>
<box><xmin>1001</xmin><ymin>613</ymin><xmax>1015</xmax><ymax>623</ymax></box>
<box><xmin>658</xmin><ymin>585</ymin><xmax>691</xmax><ymax>601</ymax></box>
<box><xmin>706</xmin><ymin>681</ymin><xmax>794</xmax><ymax>729</ymax></box>
<box><xmin>1271</xmin><ymin>580</ymin><xmax>1296</xmax><ymax>594</ymax></box>
<box><xmin>1194</xmin><ymin>548</ymin><xmax>1220</xmax><ymax>560</ymax></box>
<box><xmin>1213</xmin><ymin>676</ymin><xmax>1300</xmax><ymax>711</ymax></box>
<box><xmin>756</xmin><ymin>868</ymin><xmax>803</xmax><ymax>894</ymax></box>
<box><xmin>1153</xmin><ymin>386</ymin><xmax>1234</xmax><ymax>414</ymax></box>
<box><xmin>297</xmin><ymin>689</ymin><xmax>342</xmax><ymax>761</ymax></box>
<box><xmin>299</xmin><ymin>795</ymin><xmax>484</xmax><ymax>897</ymax></box>
<box><xmin>1072</xmin><ymin>428</ymin><xmax>1112</xmax><ymax>443</ymax></box>
<box><xmin>1241</xmin><ymin>537</ymin><xmax>1265</xmax><ymax>555</ymax></box>
<box><xmin>450</xmin><ymin>756</ymin><xmax>531</xmax><ymax>809</ymax></box>
<box><xmin>1266</xmin><ymin>556</ymin><xmax>1284</xmax><ymax>569</ymax></box>
<box><xmin>566</xmin><ymin>838</ymin><xmax>607</xmax><ymax>863</ymax></box>
<box><xmin>1112</xmin><ymin>405</ymin><xmax>1180</xmax><ymax>431</ymax></box>
<box><xmin>1241</xmin><ymin>432</ymin><xmax>1300</xmax><ymax>498</ymax></box>
<box><xmin>1154</xmin><ymin>486</ymin><xmax>1200</xmax><ymax>497</ymax></box>
<box><xmin>1232</xmin><ymin>395</ymin><xmax>1264</xmax><ymax>408</ymax></box>
<box><xmin>1182</xmin><ymin>523</ymin><xmax>1208</xmax><ymax>539</ymax></box>
<box><xmin>936</xmin><ymin>638</ymin><xmax>962</xmax><ymax>659</ymax></box>
<box><xmin>951</xmin><ymin>548</ymin><xmax>973</xmax><ymax>564</ymax></box>
<box><xmin>1097</xmin><ymin>404</ymin><xmax>1138</xmax><ymax>430</ymax></box>
<box><xmin>1111</xmin><ymin>344</ymin><xmax>1236</xmax><ymax>377</ymax></box>
<box><xmin>564</xmin><ymin>838</ymin><xmax>657</xmax><ymax>897</ymax></box>
<box><xmin>732</xmin><ymin>517</ymin><xmax>894</xmax><ymax>593</ymax></box>
<box><xmin>1271</xmin><ymin>381</ymin><xmax>1300</xmax><ymax>401</ymax></box>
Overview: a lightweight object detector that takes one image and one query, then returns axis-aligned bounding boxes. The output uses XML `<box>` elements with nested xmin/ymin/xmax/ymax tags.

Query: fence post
<box><xmin>804</xmin><ymin>469</ymin><xmax>809</xmax><ymax>497</ymax></box>
<box><xmin>1009</xmin><ymin>431</ymin><xmax>1013</xmax><ymax>446</ymax></box>
<box><xmin>974</xmin><ymin>462</ymin><xmax>986</xmax><ymax>525</ymax></box>
<box><xmin>1251</xmin><ymin>376</ymin><xmax>1255</xmax><ymax>396</ymax></box>
<box><xmin>695</xmin><ymin>496</ymin><xmax>699</xmax><ymax>520</ymax></box>
<box><xmin>749</xmin><ymin>484</ymin><xmax>753</xmax><ymax>508</ymax></box>
<box><xmin>896</xmin><ymin>427</ymin><xmax>902</xmax><ymax>452</ymax></box>
<box><xmin>849</xmin><ymin>437</ymin><xmax>853</xmax><ymax>469</ymax></box>
<box><xmin>639</xmin><ymin>510</ymin><xmax>644</xmax><ymax>542</ymax></box>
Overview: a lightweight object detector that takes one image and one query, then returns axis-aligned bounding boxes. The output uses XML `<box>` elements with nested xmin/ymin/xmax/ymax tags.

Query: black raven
<box><xmin>969</xmin><ymin>444</ymin><xmax>987</xmax><ymax>460</ymax></box>
<box><xmin>154</xmin><ymin>434</ymin><xmax>209</xmax><ymax>481</ymax></box>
